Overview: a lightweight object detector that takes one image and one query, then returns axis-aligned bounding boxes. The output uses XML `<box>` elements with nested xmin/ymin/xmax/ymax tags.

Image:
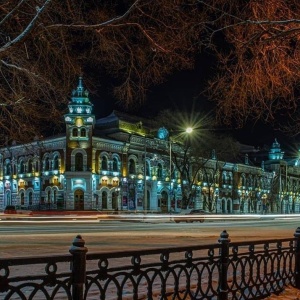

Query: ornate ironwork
<box><xmin>0</xmin><ymin>230</ymin><xmax>300</xmax><ymax>299</ymax></box>
<box><xmin>0</xmin><ymin>256</ymin><xmax>72</xmax><ymax>299</ymax></box>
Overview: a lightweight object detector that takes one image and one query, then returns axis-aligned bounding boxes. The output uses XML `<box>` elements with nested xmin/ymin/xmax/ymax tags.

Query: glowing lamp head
<box><xmin>186</xmin><ymin>127</ymin><xmax>193</xmax><ymax>134</ymax></box>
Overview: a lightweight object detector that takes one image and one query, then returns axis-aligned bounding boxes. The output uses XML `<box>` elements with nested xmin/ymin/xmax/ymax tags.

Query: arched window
<box><xmin>129</xmin><ymin>159</ymin><xmax>136</xmax><ymax>175</ymax></box>
<box><xmin>112</xmin><ymin>191</ymin><xmax>118</xmax><ymax>210</ymax></box>
<box><xmin>28</xmin><ymin>159</ymin><xmax>33</xmax><ymax>173</ymax></box>
<box><xmin>81</xmin><ymin>128</ymin><xmax>86</xmax><ymax>137</ymax></box>
<box><xmin>112</xmin><ymin>157</ymin><xmax>118</xmax><ymax>172</ymax></box>
<box><xmin>28</xmin><ymin>191</ymin><xmax>33</xmax><ymax>206</ymax></box>
<box><xmin>20</xmin><ymin>192</ymin><xmax>25</xmax><ymax>206</ymax></box>
<box><xmin>5</xmin><ymin>163</ymin><xmax>11</xmax><ymax>176</ymax></box>
<box><xmin>6</xmin><ymin>190</ymin><xmax>11</xmax><ymax>205</ymax></box>
<box><xmin>72</xmin><ymin>128</ymin><xmax>78</xmax><ymax>137</ymax></box>
<box><xmin>53</xmin><ymin>156</ymin><xmax>59</xmax><ymax>170</ymax></box>
<box><xmin>222</xmin><ymin>173</ymin><xmax>226</xmax><ymax>185</ymax></box>
<box><xmin>242</xmin><ymin>175</ymin><xmax>246</xmax><ymax>187</ymax></box>
<box><xmin>157</xmin><ymin>163</ymin><xmax>163</xmax><ymax>178</ymax></box>
<box><xmin>102</xmin><ymin>191</ymin><xmax>108</xmax><ymax>209</ymax></box>
<box><xmin>75</xmin><ymin>153</ymin><xmax>83</xmax><ymax>171</ymax></box>
<box><xmin>20</xmin><ymin>161</ymin><xmax>25</xmax><ymax>173</ymax></box>
<box><xmin>47</xmin><ymin>190</ymin><xmax>51</xmax><ymax>203</ymax></box>
<box><xmin>228</xmin><ymin>175</ymin><xmax>233</xmax><ymax>185</ymax></box>
<box><xmin>146</xmin><ymin>161</ymin><xmax>150</xmax><ymax>176</ymax></box>
<box><xmin>53</xmin><ymin>190</ymin><xmax>57</xmax><ymax>203</ymax></box>
<box><xmin>101</xmin><ymin>156</ymin><xmax>108</xmax><ymax>171</ymax></box>
<box><xmin>35</xmin><ymin>160</ymin><xmax>39</xmax><ymax>172</ymax></box>
<box><xmin>44</xmin><ymin>157</ymin><xmax>50</xmax><ymax>171</ymax></box>
<box><xmin>12</xmin><ymin>164</ymin><xmax>17</xmax><ymax>175</ymax></box>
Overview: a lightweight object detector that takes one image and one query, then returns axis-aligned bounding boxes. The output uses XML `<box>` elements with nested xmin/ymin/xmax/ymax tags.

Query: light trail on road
<box><xmin>0</xmin><ymin>217</ymin><xmax>299</xmax><ymax>258</ymax></box>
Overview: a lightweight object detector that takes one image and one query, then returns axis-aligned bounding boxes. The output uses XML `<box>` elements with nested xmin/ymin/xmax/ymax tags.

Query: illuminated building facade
<box><xmin>0</xmin><ymin>78</ymin><xmax>300</xmax><ymax>213</ymax></box>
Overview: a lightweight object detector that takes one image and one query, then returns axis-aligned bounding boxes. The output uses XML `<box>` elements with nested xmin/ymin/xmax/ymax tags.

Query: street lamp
<box><xmin>144</xmin><ymin>137</ymin><xmax>147</xmax><ymax>213</ymax></box>
<box><xmin>167</xmin><ymin>127</ymin><xmax>194</xmax><ymax>212</ymax></box>
<box><xmin>186</xmin><ymin>127</ymin><xmax>193</xmax><ymax>134</ymax></box>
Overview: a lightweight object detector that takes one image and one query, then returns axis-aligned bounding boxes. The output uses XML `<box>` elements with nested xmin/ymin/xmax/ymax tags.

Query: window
<box><xmin>146</xmin><ymin>161</ymin><xmax>150</xmax><ymax>177</ymax></box>
<box><xmin>5</xmin><ymin>163</ymin><xmax>11</xmax><ymax>176</ymax></box>
<box><xmin>157</xmin><ymin>163</ymin><xmax>163</xmax><ymax>178</ymax></box>
<box><xmin>81</xmin><ymin>128</ymin><xmax>86</xmax><ymax>137</ymax></box>
<box><xmin>228</xmin><ymin>175</ymin><xmax>233</xmax><ymax>185</ymax></box>
<box><xmin>20</xmin><ymin>192</ymin><xmax>25</xmax><ymax>206</ymax></box>
<box><xmin>72</xmin><ymin>128</ymin><xmax>78</xmax><ymax>137</ymax></box>
<box><xmin>53</xmin><ymin>190</ymin><xmax>57</xmax><ymax>203</ymax></box>
<box><xmin>242</xmin><ymin>175</ymin><xmax>246</xmax><ymax>187</ymax></box>
<box><xmin>53</xmin><ymin>156</ymin><xmax>59</xmax><ymax>170</ymax></box>
<box><xmin>75</xmin><ymin>153</ymin><xmax>83</xmax><ymax>171</ymax></box>
<box><xmin>28</xmin><ymin>159</ymin><xmax>33</xmax><ymax>173</ymax></box>
<box><xmin>44</xmin><ymin>157</ymin><xmax>50</xmax><ymax>171</ymax></box>
<box><xmin>112</xmin><ymin>191</ymin><xmax>118</xmax><ymax>210</ymax></box>
<box><xmin>12</xmin><ymin>164</ymin><xmax>17</xmax><ymax>175</ymax></box>
<box><xmin>102</xmin><ymin>191</ymin><xmax>108</xmax><ymax>209</ymax></box>
<box><xmin>129</xmin><ymin>159</ymin><xmax>136</xmax><ymax>175</ymax></box>
<box><xmin>20</xmin><ymin>161</ymin><xmax>25</xmax><ymax>173</ymax></box>
<box><xmin>113</xmin><ymin>157</ymin><xmax>118</xmax><ymax>172</ymax></box>
<box><xmin>101</xmin><ymin>156</ymin><xmax>108</xmax><ymax>171</ymax></box>
<box><xmin>28</xmin><ymin>192</ymin><xmax>33</xmax><ymax>206</ymax></box>
<box><xmin>222</xmin><ymin>173</ymin><xmax>226</xmax><ymax>185</ymax></box>
<box><xmin>35</xmin><ymin>160</ymin><xmax>39</xmax><ymax>172</ymax></box>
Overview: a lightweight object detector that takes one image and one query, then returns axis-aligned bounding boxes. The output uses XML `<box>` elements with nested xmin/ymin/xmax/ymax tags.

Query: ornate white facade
<box><xmin>1</xmin><ymin>78</ymin><xmax>300</xmax><ymax>213</ymax></box>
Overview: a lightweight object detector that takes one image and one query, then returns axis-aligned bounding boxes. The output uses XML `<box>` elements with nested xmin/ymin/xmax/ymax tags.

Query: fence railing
<box><xmin>1</xmin><ymin>228</ymin><xmax>300</xmax><ymax>300</ymax></box>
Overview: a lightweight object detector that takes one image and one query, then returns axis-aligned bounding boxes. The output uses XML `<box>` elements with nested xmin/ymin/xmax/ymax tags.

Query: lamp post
<box><xmin>169</xmin><ymin>140</ymin><xmax>173</xmax><ymax>212</ymax></box>
<box><xmin>144</xmin><ymin>141</ymin><xmax>147</xmax><ymax>212</ymax></box>
<box><xmin>168</xmin><ymin>126</ymin><xmax>194</xmax><ymax>213</ymax></box>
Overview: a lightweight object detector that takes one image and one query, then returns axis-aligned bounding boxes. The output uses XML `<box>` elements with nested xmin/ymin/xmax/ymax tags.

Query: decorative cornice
<box><xmin>94</xmin><ymin>142</ymin><xmax>124</xmax><ymax>153</ymax></box>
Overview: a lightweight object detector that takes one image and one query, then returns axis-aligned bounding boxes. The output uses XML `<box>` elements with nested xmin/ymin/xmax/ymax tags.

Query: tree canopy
<box><xmin>2</xmin><ymin>0</ymin><xmax>300</xmax><ymax>145</ymax></box>
<box><xmin>0</xmin><ymin>0</ymin><xmax>202</xmax><ymax>144</ymax></box>
<box><xmin>202</xmin><ymin>0</ymin><xmax>300</xmax><ymax>134</ymax></box>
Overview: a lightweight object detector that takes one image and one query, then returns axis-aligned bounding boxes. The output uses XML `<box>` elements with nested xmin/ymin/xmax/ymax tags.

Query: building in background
<box><xmin>0</xmin><ymin>78</ymin><xmax>299</xmax><ymax>213</ymax></box>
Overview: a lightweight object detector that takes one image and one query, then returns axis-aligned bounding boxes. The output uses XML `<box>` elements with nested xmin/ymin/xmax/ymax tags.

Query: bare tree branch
<box><xmin>0</xmin><ymin>0</ymin><xmax>202</xmax><ymax>146</ymax></box>
<box><xmin>0</xmin><ymin>0</ymin><xmax>52</xmax><ymax>55</ymax></box>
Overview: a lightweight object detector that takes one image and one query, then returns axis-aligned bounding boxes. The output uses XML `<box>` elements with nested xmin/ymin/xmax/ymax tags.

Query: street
<box><xmin>0</xmin><ymin>216</ymin><xmax>299</xmax><ymax>258</ymax></box>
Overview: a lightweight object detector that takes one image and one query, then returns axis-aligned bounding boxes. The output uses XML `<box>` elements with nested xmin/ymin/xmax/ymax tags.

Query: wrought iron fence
<box><xmin>1</xmin><ymin>228</ymin><xmax>300</xmax><ymax>299</ymax></box>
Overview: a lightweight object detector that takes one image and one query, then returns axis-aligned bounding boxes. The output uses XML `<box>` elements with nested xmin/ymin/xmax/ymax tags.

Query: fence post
<box><xmin>294</xmin><ymin>227</ymin><xmax>300</xmax><ymax>288</ymax></box>
<box><xmin>218</xmin><ymin>230</ymin><xmax>231</xmax><ymax>300</ymax></box>
<box><xmin>69</xmin><ymin>235</ymin><xmax>88</xmax><ymax>300</ymax></box>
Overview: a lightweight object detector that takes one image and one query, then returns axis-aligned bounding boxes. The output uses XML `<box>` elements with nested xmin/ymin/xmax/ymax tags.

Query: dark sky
<box><xmin>90</xmin><ymin>53</ymin><xmax>294</xmax><ymax>154</ymax></box>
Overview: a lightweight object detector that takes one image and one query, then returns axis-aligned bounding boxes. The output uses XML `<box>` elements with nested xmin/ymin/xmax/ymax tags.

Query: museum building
<box><xmin>0</xmin><ymin>78</ymin><xmax>299</xmax><ymax>213</ymax></box>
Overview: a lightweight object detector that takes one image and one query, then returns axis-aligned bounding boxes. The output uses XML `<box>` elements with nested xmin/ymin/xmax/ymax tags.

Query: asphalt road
<box><xmin>1</xmin><ymin>217</ymin><xmax>300</xmax><ymax>258</ymax></box>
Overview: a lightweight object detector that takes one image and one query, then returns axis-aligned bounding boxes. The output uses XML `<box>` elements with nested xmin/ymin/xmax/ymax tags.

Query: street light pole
<box><xmin>168</xmin><ymin>127</ymin><xmax>193</xmax><ymax>213</ymax></box>
<box><xmin>144</xmin><ymin>138</ymin><xmax>147</xmax><ymax>212</ymax></box>
<box><xmin>169</xmin><ymin>139</ymin><xmax>172</xmax><ymax>213</ymax></box>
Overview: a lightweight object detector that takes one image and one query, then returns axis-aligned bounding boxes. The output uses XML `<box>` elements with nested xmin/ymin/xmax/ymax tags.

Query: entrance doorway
<box><xmin>74</xmin><ymin>189</ymin><xmax>84</xmax><ymax>210</ymax></box>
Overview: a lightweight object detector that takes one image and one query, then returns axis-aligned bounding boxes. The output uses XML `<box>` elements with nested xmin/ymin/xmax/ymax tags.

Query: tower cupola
<box><xmin>268</xmin><ymin>139</ymin><xmax>284</xmax><ymax>160</ymax></box>
<box><xmin>64</xmin><ymin>77</ymin><xmax>95</xmax><ymax>149</ymax></box>
<box><xmin>64</xmin><ymin>77</ymin><xmax>95</xmax><ymax>127</ymax></box>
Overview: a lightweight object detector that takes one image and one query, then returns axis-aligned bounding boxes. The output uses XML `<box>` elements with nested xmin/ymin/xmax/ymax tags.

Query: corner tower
<box><xmin>64</xmin><ymin>77</ymin><xmax>96</xmax><ymax>210</ymax></box>
<box><xmin>64</xmin><ymin>77</ymin><xmax>95</xmax><ymax>172</ymax></box>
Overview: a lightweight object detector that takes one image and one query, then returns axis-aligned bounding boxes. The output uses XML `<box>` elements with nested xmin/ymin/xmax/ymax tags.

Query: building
<box><xmin>0</xmin><ymin>78</ymin><xmax>299</xmax><ymax>213</ymax></box>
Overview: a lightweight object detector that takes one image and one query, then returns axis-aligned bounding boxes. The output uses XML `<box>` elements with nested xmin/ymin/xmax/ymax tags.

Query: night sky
<box><xmin>90</xmin><ymin>52</ymin><xmax>294</xmax><ymax>154</ymax></box>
